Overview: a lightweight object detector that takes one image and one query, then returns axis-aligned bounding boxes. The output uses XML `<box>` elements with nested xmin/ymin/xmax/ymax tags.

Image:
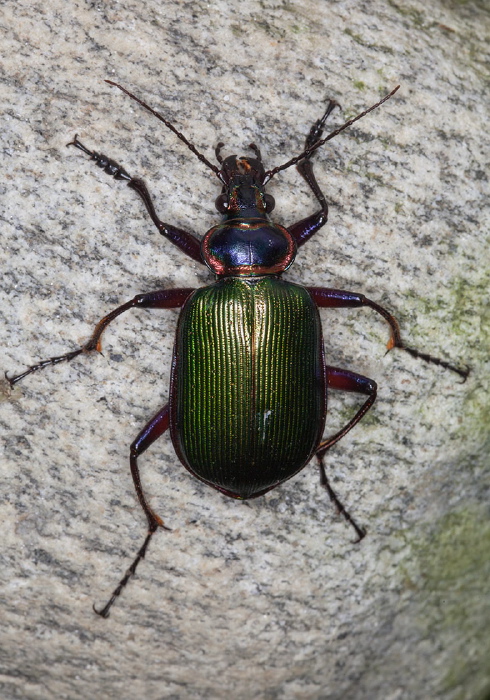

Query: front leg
<box><xmin>6</xmin><ymin>288</ymin><xmax>195</xmax><ymax>387</ymax></box>
<box><xmin>66</xmin><ymin>136</ymin><xmax>204</xmax><ymax>264</ymax></box>
<box><xmin>288</xmin><ymin>100</ymin><xmax>339</xmax><ymax>247</ymax></box>
<box><xmin>308</xmin><ymin>287</ymin><xmax>469</xmax><ymax>379</ymax></box>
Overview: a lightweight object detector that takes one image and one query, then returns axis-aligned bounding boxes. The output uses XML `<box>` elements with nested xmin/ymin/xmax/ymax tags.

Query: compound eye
<box><xmin>215</xmin><ymin>193</ymin><xmax>228</xmax><ymax>213</ymax></box>
<box><xmin>264</xmin><ymin>194</ymin><xmax>275</xmax><ymax>213</ymax></box>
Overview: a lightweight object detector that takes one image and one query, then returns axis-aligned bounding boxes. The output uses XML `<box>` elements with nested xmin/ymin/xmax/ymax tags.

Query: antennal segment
<box><xmin>105</xmin><ymin>80</ymin><xmax>222</xmax><ymax>178</ymax></box>
<box><xmin>264</xmin><ymin>85</ymin><xmax>400</xmax><ymax>183</ymax></box>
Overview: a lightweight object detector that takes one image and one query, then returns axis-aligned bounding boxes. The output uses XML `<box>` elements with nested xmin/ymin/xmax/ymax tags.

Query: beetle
<box><xmin>6</xmin><ymin>82</ymin><xmax>468</xmax><ymax>617</ymax></box>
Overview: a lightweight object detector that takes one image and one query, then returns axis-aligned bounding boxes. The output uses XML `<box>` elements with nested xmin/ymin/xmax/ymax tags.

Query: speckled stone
<box><xmin>1</xmin><ymin>1</ymin><xmax>489</xmax><ymax>699</ymax></box>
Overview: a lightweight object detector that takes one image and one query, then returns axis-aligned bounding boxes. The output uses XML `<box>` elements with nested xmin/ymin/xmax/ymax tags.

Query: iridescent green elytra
<box><xmin>172</xmin><ymin>276</ymin><xmax>325</xmax><ymax>499</ymax></box>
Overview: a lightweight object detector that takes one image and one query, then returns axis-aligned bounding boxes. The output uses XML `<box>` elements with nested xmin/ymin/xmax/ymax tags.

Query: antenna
<box><xmin>105</xmin><ymin>80</ymin><xmax>222</xmax><ymax>178</ymax></box>
<box><xmin>263</xmin><ymin>85</ymin><xmax>400</xmax><ymax>183</ymax></box>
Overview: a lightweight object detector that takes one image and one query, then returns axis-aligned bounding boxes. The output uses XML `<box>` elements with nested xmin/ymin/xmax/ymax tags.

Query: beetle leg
<box><xmin>66</xmin><ymin>135</ymin><xmax>203</xmax><ymax>264</ymax></box>
<box><xmin>127</xmin><ymin>178</ymin><xmax>203</xmax><ymax>263</ymax></box>
<box><xmin>317</xmin><ymin>455</ymin><xmax>366</xmax><ymax>543</ymax></box>
<box><xmin>288</xmin><ymin>100</ymin><xmax>339</xmax><ymax>247</ymax></box>
<box><xmin>308</xmin><ymin>287</ymin><xmax>469</xmax><ymax>379</ymax></box>
<box><xmin>94</xmin><ymin>404</ymin><xmax>171</xmax><ymax>618</ymax></box>
<box><xmin>318</xmin><ymin>366</ymin><xmax>377</xmax><ymax>456</ymax></box>
<box><xmin>316</xmin><ymin>366</ymin><xmax>377</xmax><ymax>542</ymax></box>
<box><xmin>6</xmin><ymin>288</ymin><xmax>194</xmax><ymax>387</ymax></box>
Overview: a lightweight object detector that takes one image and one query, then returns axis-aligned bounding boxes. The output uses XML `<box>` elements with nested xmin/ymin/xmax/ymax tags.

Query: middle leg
<box><xmin>6</xmin><ymin>287</ymin><xmax>194</xmax><ymax>387</ymax></box>
<box><xmin>308</xmin><ymin>286</ymin><xmax>469</xmax><ymax>379</ymax></box>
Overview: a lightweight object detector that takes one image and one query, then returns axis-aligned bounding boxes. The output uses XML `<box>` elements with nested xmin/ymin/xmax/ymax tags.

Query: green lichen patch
<box><xmin>409</xmin><ymin>508</ymin><xmax>490</xmax><ymax>697</ymax></box>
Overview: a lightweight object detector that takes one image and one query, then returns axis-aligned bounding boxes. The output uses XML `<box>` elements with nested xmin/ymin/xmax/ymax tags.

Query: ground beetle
<box><xmin>6</xmin><ymin>82</ymin><xmax>468</xmax><ymax>617</ymax></box>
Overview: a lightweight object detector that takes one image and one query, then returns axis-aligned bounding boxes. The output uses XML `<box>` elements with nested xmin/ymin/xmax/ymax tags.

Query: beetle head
<box><xmin>215</xmin><ymin>154</ymin><xmax>275</xmax><ymax>219</ymax></box>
